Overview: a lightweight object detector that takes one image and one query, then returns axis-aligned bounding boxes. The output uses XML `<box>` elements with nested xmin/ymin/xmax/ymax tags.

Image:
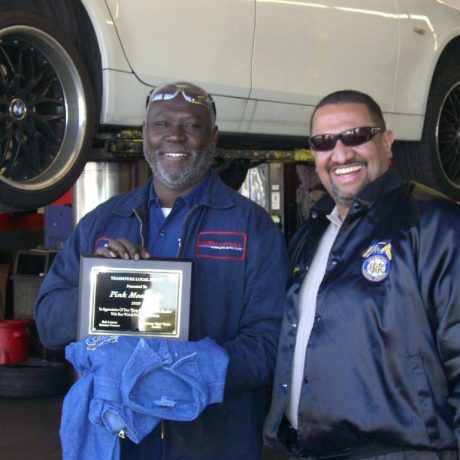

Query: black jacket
<box><xmin>264</xmin><ymin>168</ymin><xmax>460</xmax><ymax>458</ymax></box>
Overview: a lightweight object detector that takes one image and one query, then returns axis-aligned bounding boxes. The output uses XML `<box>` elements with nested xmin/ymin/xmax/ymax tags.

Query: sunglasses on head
<box><xmin>147</xmin><ymin>83</ymin><xmax>217</xmax><ymax>116</ymax></box>
<box><xmin>309</xmin><ymin>126</ymin><xmax>384</xmax><ymax>152</ymax></box>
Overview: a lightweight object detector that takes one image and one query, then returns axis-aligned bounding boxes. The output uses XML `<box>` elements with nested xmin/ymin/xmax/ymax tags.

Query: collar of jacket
<box><xmin>108</xmin><ymin>170</ymin><xmax>236</xmax><ymax>218</ymax></box>
<box><xmin>310</xmin><ymin>168</ymin><xmax>404</xmax><ymax>219</ymax></box>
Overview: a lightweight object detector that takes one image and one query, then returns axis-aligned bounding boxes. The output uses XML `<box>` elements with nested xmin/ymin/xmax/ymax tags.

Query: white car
<box><xmin>1</xmin><ymin>0</ymin><xmax>459</xmax><ymax>211</ymax></box>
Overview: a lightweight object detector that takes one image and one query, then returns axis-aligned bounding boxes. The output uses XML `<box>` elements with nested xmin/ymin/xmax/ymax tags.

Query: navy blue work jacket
<box><xmin>35</xmin><ymin>171</ymin><xmax>289</xmax><ymax>460</ymax></box>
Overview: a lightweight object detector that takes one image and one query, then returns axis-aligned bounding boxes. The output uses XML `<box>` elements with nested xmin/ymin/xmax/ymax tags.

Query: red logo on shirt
<box><xmin>196</xmin><ymin>232</ymin><xmax>247</xmax><ymax>261</ymax></box>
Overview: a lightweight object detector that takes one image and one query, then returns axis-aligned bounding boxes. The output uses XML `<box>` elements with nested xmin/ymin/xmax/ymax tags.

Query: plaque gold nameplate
<box><xmin>77</xmin><ymin>256</ymin><xmax>192</xmax><ymax>340</ymax></box>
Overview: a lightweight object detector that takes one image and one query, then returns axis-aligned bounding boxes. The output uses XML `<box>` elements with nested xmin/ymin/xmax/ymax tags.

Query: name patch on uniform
<box><xmin>361</xmin><ymin>240</ymin><xmax>392</xmax><ymax>282</ymax></box>
<box><xmin>196</xmin><ymin>232</ymin><xmax>247</xmax><ymax>261</ymax></box>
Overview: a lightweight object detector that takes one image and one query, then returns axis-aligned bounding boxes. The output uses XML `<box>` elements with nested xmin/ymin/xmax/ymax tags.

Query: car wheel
<box><xmin>0</xmin><ymin>9</ymin><xmax>95</xmax><ymax>212</ymax></box>
<box><xmin>393</xmin><ymin>59</ymin><xmax>460</xmax><ymax>200</ymax></box>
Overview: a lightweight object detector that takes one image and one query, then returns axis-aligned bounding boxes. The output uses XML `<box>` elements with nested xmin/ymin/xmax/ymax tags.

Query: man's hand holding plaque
<box><xmin>96</xmin><ymin>238</ymin><xmax>151</xmax><ymax>261</ymax></box>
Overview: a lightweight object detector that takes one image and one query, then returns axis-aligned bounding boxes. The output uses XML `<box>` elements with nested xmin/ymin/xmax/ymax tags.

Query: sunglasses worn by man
<box><xmin>146</xmin><ymin>82</ymin><xmax>217</xmax><ymax>119</ymax></box>
<box><xmin>309</xmin><ymin>126</ymin><xmax>383</xmax><ymax>152</ymax></box>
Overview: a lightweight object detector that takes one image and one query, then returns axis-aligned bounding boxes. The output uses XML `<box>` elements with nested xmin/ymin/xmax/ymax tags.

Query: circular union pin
<box><xmin>362</xmin><ymin>254</ymin><xmax>390</xmax><ymax>282</ymax></box>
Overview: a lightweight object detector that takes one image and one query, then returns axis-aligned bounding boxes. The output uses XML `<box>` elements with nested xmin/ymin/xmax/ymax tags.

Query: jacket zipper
<box><xmin>176</xmin><ymin>204</ymin><xmax>201</xmax><ymax>257</ymax></box>
<box><xmin>133</xmin><ymin>208</ymin><xmax>145</xmax><ymax>248</ymax></box>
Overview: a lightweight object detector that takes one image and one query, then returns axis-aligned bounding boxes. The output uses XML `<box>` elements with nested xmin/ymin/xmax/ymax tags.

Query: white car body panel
<box><xmin>81</xmin><ymin>0</ymin><xmax>460</xmax><ymax>140</ymax></box>
<box><xmin>80</xmin><ymin>0</ymin><xmax>130</xmax><ymax>71</ymax></box>
<box><xmin>101</xmin><ymin>69</ymin><xmax>148</xmax><ymax>124</ymax></box>
<box><xmin>102</xmin><ymin>67</ymin><xmax>253</xmax><ymax>131</ymax></box>
<box><xmin>80</xmin><ymin>0</ymin><xmax>136</xmax><ymax>124</ymax></box>
<box><xmin>104</xmin><ymin>0</ymin><xmax>254</xmax><ymax>98</ymax></box>
<box><xmin>251</xmin><ymin>1</ymin><xmax>399</xmax><ymax>111</ymax></box>
<box><xmin>393</xmin><ymin>2</ymin><xmax>460</xmax><ymax>115</ymax></box>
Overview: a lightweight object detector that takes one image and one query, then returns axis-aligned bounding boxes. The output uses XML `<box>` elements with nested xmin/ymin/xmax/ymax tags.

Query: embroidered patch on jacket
<box><xmin>196</xmin><ymin>232</ymin><xmax>247</xmax><ymax>261</ymax></box>
<box><xmin>86</xmin><ymin>335</ymin><xmax>119</xmax><ymax>351</ymax></box>
<box><xmin>361</xmin><ymin>240</ymin><xmax>392</xmax><ymax>282</ymax></box>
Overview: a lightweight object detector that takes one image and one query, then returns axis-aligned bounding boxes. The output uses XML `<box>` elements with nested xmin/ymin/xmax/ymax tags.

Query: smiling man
<box><xmin>34</xmin><ymin>81</ymin><xmax>289</xmax><ymax>460</ymax></box>
<box><xmin>264</xmin><ymin>90</ymin><xmax>460</xmax><ymax>460</ymax></box>
<box><xmin>142</xmin><ymin>84</ymin><xmax>218</xmax><ymax>207</ymax></box>
<box><xmin>309</xmin><ymin>95</ymin><xmax>393</xmax><ymax>221</ymax></box>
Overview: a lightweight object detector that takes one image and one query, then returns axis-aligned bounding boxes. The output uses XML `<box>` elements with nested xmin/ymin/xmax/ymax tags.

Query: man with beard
<box><xmin>264</xmin><ymin>90</ymin><xmax>460</xmax><ymax>459</ymax></box>
<box><xmin>34</xmin><ymin>82</ymin><xmax>289</xmax><ymax>459</ymax></box>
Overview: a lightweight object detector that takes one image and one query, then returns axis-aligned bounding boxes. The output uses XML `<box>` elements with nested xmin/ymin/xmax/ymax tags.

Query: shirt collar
<box><xmin>326</xmin><ymin>206</ymin><xmax>343</xmax><ymax>228</ymax></box>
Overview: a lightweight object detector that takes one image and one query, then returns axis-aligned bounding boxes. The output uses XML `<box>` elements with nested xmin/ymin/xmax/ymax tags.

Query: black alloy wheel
<box><xmin>0</xmin><ymin>10</ymin><xmax>95</xmax><ymax>211</ymax></box>
<box><xmin>436</xmin><ymin>80</ymin><xmax>460</xmax><ymax>192</ymax></box>
<box><xmin>394</xmin><ymin>59</ymin><xmax>460</xmax><ymax>200</ymax></box>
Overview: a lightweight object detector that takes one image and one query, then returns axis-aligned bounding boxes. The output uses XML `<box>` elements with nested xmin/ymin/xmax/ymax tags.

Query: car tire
<box><xmin>393</xmin><ymin>58</ymin><xmax>460</xmax><ymax>200</ymax></box>
<box><xmin>0</xmin><ymin>9</ymin><xmax>95</xmax><ymax>212</ymax></box>
<box><xmin>0</xmin><ymin>359</ymin><xmax>73</xmax><ymax>398</ymax></box>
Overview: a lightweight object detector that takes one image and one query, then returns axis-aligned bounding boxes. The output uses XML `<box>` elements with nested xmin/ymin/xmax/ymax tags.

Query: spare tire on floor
<box><xmin>0</xmin><ymin>359</ymin><xmax>73</xmax><ymax>398</ymax></box>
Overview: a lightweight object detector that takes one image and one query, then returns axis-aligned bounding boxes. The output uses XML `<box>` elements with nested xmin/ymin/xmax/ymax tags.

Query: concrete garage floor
<box><xmin>0</xmin><ymin>395</ymin><xmax>288</xmax><ymax>460</ymax></box>
<box><xmin>0</xmin><ymin>396</ymin><xmax>63</xmax><ymax>460</ymax></box>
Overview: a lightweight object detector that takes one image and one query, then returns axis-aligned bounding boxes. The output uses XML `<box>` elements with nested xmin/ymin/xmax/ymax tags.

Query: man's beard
<box><xmin>144</xmin><ymin>141</ymin><xmax>215</xmax><ymax>190</ymax></box>
<box><xmin>330</xmin><ymin>178</ymin><xmax>369</xmax><ymax>207</ymax></box>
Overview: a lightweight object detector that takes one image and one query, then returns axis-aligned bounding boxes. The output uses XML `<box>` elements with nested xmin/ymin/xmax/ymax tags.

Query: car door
<box><xmin>251</xmin><ymin>0</ymin><xmax>400</xmax><ymax>117</ymax></box>
<box><xmin>104</xmin><ymin>0</ymin><xmax>255</xmax><ymax>98</ymax></box>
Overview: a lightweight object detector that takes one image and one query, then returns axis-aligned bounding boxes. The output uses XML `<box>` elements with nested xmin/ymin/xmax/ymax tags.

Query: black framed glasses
<box><xmin>146</xmin><ymin>82</ymin><xmax>216</xmax><ymax>117</ymax></box>
<box><xmin>309</xmin><ymin>126</ymin><xmax>384</xmax><ymax>152</ymax></box>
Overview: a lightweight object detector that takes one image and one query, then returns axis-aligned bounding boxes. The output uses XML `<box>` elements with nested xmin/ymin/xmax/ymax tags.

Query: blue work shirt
<box><xmin>147</xmin><ymin>175</ymin><xmax>209</xmax><ymax>257</ymax></box>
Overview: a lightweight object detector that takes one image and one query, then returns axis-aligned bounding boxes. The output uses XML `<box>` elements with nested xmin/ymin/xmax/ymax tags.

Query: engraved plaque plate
<box><xmin>77</xmin><ymin>256</ymin><xmax>192</xmax><ymax>340</ymax></box>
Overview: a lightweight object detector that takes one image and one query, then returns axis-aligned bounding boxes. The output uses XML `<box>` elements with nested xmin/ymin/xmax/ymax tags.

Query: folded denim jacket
<box><xmin>60</xmin><ymin>336</ymin><xmax>229</xmax><ymax>460</ymax></box>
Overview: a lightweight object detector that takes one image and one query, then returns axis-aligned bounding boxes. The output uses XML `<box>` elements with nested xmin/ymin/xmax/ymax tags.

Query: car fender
<box><xmin>392</xmin><ymin>0</ymin><xmax>460</xmax><ymax>137</ymax></box>
<box><xmin>80</xmin><ymin>0</ymin><xmax>131</xmax><ymax>73</ymax></box>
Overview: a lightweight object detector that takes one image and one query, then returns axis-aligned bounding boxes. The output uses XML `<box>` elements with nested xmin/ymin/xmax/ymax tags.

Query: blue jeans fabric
<box><xmin>60</xmin><ymin>336</ymin><xmax>229</xmax><ymax>460</ymax></box>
